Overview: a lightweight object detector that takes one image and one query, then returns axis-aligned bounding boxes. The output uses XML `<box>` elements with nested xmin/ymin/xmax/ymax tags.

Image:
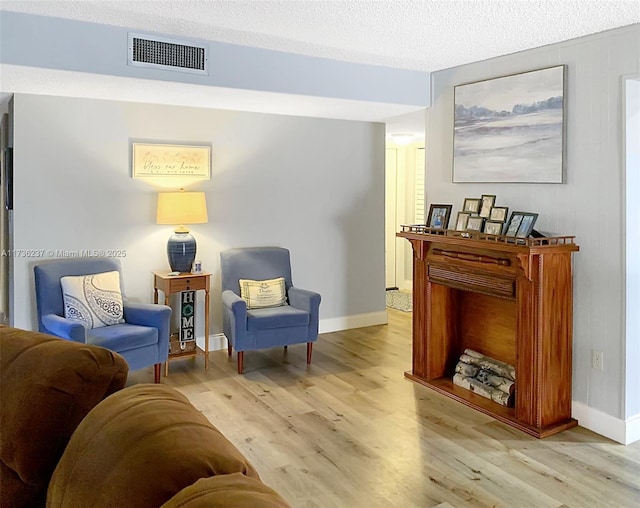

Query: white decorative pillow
<box><xmin>60</xmin><ymin>271</ymin><xmax>124</xmax><ymax>329</ymax></box>
<box><xmin>239</xmin><ymin>277</ymin><xmax>287</xmax><ymax>309</ymax></box>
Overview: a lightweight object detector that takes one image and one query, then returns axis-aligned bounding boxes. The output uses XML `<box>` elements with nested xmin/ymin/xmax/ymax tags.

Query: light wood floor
<box><xmin>129</xmin><ymin>309</ymin><xmax>640</xmax><ymax>508</ymax></box>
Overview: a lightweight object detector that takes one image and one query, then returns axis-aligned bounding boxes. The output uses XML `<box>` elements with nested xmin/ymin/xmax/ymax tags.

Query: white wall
<box><xmin>11</xmin><ymin>93</ymin><xmax>386</xmax><ymax>337</ymax></box>
<box><xmin>625</xmin><ymin>75</ymin><xmax>640</xmax><ymax>422</ymax></box>
<box><xmin>425</xmin><ymin>25</ymin><xmax>640</xmax><ymax>438</ymax></box>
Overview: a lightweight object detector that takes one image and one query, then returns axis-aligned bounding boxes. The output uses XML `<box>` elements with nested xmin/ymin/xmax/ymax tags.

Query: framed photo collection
<box><xmin>422</xmin><ymin>197</ymin><xmax>539</xmax><ymax>239</ymax></box>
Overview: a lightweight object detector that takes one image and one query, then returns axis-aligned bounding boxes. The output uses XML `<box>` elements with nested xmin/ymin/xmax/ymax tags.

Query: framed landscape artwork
<box><xmin>453</xmin><ymin>65</ymin><xmax>565</xmax><ymax>183</ymax></box>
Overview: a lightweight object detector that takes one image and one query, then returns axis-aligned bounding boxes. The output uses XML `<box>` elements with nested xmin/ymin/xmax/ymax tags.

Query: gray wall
<box><xmin>12</xmin><ymin>93</ymin><xmax>386</xmax><ymax>335</ymax></box>
<box><xmin>425</xmin><ymin>25</ymin><xmax>640</xmax><ymax>421</ymax></box>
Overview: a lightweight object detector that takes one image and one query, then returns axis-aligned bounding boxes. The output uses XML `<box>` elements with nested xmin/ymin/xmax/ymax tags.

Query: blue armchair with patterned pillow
<box><xmin>34</xmin><ymin>258</ymin><xmax>171</xmax><ymax>382</ymax></box>
<box><xmin>220</xmin><ymin>247</ymin><xmax>321</xmax><ymax>374</ymax></box>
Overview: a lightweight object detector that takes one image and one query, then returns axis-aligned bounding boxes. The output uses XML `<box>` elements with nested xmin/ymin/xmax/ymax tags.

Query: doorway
<box><xmin>384</xmin><ymin>142</ymin><xmax>425</xmax><ymax>292</ymax></box>
<box><xmin>385</xmin><ymin>147</ymin><xmax>399</xmax><ymax>289</ymax></box>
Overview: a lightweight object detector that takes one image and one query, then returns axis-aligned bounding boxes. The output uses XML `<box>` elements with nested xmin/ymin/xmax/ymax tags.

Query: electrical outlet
<box><xmin>592</xmin><ymin>350</ymin><xmax>604</xmax><ymax>371</ymax></box>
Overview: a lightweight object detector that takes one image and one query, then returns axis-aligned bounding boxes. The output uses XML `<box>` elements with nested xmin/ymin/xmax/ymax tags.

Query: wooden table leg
<box><xmin>204</xmin><ymin>287</ymin><xmax>210</xmax><ymax>370</ymax></box>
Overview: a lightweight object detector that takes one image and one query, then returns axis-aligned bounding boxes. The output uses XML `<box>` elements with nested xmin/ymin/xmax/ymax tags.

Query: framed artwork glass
<box><xmin>489</xmin><ymin>206</ymin><xmax>509</xmax><ymax>222</ymax></box>
<box><xmin>516</xmin><ymin>212</ymin><xmax>539</xmax><ymax>238</ymax></box>
<box><xmin>131</xmin><ymin>142</ymin><xmax>211</xmax><ymax>179</ymax></box>
<box><xmin>484</xmin><ymin>220</ymin><xmax>503</xmax><ymax>235</ymax></box>
<box><xmin>479</xmin><ymin>194</ymin><xmax>496</xmax><ymax>218</ymax></box>
<box><xmin>453</xmin><ymin>65</ymin><xmax>565</xmax><ymax>183</ymax></box>
<box><xmin>505</xmin><ymin>211</ymin><xmax>538</xmax><ymax>238</ymax></box>
<box><xmin>504</xmin><ymin>213</ymin><xmax>524</xmax><ymax>237</ymax></box>
<box><xmin>427</xmin><ymin>204</ymin><xmax>452</xmax><ymax>229</ymax></box>
<box><xmin>463</xmin><ymin>198</ymin><xmax>481</xmax><ymax>214</ymax></box>
<box><xmin>466</xmin><ymin>216</ymin><xmax>484</xmax><ymax>232</ymax></box>
<box><xmin>455</xmin><ymin>211</ymin><xmax>471</xmax><ymax>231</ymax></box>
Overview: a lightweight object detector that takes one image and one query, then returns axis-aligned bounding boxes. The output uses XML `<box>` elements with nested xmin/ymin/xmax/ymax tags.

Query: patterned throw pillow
<box><xmin>60</xmin><ymin>271</ymin><xmax>124</xmax><ymax>328</ymax></box>
<box><xmin>238</xmin><ymin>277</ymin><xmax>287</xmax><ymax>309</ymax></box>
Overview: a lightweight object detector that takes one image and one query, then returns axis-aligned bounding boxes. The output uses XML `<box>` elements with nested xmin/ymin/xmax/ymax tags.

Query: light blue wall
<box><xmin>11</xmin><ymin>94</ymin><xmax>386</xmax><ymax>336</ymax></box>
<box><xmin>0</xmin><ymin>11</ymin><xmax>429</xmax><ymax>106</ymax></box>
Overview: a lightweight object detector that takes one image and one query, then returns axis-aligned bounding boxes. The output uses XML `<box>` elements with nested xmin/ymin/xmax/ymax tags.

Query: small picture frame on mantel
<box><xmin>505</xmin><ymin>211</ymin><xmax>538</xmax><ymax>238</ymax></box>
<box><xmin>463</xmin><ymin>198</ymin><xmax>481</xmax><ymax>214</ymax></box>
<box><xmin>489</xmin><ymin>206</ymin><xmax>509</xmax><ymax>223</ymax></box>
<box><xmin>427</xmin><ymin>204</ymin><xmax>453</xmax><ymax>230</ymax></box>
<box><xmin>479</xmin><ymin>194</ymin><xmax>496</xmax><ymax>218</ymax></box>
<box><xmin>466</xmin><ymin>216</ymin><xmax>485</xmax><ymax>232</ymax></box>
<box><xmin>484</xmin><ymin>220</ymin><xmax>504</xmax><ymax>236</ymax></box>
<box><xmin>455</xmin><ymin>211</ymin><xmax>472</xmax><ymax>231</ymax></box>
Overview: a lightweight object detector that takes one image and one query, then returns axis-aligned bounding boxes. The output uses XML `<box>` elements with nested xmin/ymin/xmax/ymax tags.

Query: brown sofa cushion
<box><xmin>0</xmin><ymin>325</ymin><xmax>128</xmax><ymax>508</ymax></box>
<box><xmin>162</xmin><ymin>473</ymin><xmax>291</xmax><ymax>508</ymax></box>
<box><xmin>47</xmin><ymin>383</ymin><xmax>260</xmax><ymax>508</ymax></box>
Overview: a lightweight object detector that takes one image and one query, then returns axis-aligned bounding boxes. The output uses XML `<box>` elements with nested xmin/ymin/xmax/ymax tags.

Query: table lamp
<box><xmin>156</xmin><ymin>189</ymin><xmax>208</xmax><ymax>273</ymax></box>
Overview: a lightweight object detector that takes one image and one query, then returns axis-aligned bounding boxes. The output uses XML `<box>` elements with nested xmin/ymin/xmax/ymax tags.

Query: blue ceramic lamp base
<box><xmin>167</xmin><ymin>231</ymin><xmax>197</xmax><ymax>273</ymax></box>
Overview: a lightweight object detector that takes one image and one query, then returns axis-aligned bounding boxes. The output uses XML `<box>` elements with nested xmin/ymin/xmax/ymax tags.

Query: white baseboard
<box><xmin>399</xmin><ymin>280</ymin><xmax>413</xmax><ymax>292</ymax></box>
<box><xmin>572</xmin><ymin>401</ymin><xmax>640</xmax><ymax>444</ymax></box>
<box><xmin>194</xmin><ymin>313</ymin><xmax>389</xmax><ymax>353</ymax></box>
<box><xmin>196</xmin><ymin>333</ymin><xmax>227</xmax><ymax>352</ymax></box>
<box><xmin>196</xmin><ymin>311</ymin><xmax>393</xmax><ymax>352</ymax></box>
<box><xmin>319</xmin><ymin>311</ymin><xmax>388</xmax><ymax>334</ymax></box>
<box><xmin>626</xmin><ymin>413</ymin><xmax>640</xmax><ymax>445</ymax></box>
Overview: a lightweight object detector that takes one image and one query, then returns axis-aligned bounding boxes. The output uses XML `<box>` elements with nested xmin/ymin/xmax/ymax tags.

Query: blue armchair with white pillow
<box><xmin>220</xmin><ymin>247</ymin><xmax>321</xmax><ymax>374</ymax></box>
<box><xmin>33</xmin><ymin>258</ymin><xmax>171</xmax><ymax>382</ymax></box>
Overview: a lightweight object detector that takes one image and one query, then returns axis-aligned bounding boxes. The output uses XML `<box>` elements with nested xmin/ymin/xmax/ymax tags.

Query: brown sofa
<box><xmin>0</xmin><ymin>325</ymin><xmax>290</xmax><ymax>508</ymax></box>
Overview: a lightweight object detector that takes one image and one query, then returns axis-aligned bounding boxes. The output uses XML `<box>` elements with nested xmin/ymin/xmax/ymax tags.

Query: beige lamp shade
<box><xmin>157</xmin><ymin>191</ymin><xmax>208</xmax><ymax>231</ymax></box>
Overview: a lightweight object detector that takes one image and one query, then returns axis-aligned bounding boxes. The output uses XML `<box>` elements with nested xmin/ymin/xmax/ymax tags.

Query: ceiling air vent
<box><xmin>128</xmin><ymin>33</ymin><xmax>208</xmax><ymax>75</ymax></box>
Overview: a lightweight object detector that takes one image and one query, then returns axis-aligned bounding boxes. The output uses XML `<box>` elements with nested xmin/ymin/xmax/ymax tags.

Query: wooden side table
<box><xmin>153</xmin><ymin>271</ymin><xmax>211</xmax><ymax>375</ymax></box>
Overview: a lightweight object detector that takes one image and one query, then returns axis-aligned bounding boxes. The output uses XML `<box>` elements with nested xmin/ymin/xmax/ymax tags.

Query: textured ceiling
<box><xmin>4</xmin><ymin>0</ymin><xmax>640</xmax><ymax>72</ymax></box>
<box><xmin>2</xmin><ymin>1</ymin><xmax>639</xmax><ymax>136</ymax></box>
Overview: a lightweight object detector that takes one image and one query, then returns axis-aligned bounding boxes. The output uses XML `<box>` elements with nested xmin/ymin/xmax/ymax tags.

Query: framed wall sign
<box><xmin>453</xmin><ymin>65</ymin><xmax>565</xmax><ymax>183</ymax></box>
<box><xmin>132</xmin><ymin>142</ymin><xmax>211</xmax><ymax>179</ymax></box>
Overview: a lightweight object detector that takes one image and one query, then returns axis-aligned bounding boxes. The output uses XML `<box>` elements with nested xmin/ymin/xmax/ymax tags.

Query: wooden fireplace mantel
<box><xmin>397</xmin><ymin>226</ymin><xmax>579</xmax><ymax>438</ymax></box>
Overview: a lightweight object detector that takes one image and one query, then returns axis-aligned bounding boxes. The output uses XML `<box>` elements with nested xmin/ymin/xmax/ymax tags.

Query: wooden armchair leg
<box><xmin>307</xmin><ymin>342</ymin><xmax>313</xmax><ymax>364</ymax></box>
<box><xmin>227</xmin><ymin>340</ymin><xmax>232</xmax><ymax>357</ymax></box>
<box><xmin>284</xmin><ymin>345</ymin><xmax>288</xmax><ymax>352</ymax></box>
<box><xmin>154</xmin><ymin>363</ymin><xmax>161</xmax><ymax>383</ymax></box>
<box><xmin>237</xmin><ymin>351</ymin><xmax>244</xmax><ymax>374</ymax></box>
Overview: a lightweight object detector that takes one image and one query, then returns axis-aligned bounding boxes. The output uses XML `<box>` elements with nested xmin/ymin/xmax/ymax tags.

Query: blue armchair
<box><xmin>220</xmin><ymin>247</ymin><xmax>321</xmax><ymax>374</ymax></box>
<box><xmin>34</xmin><ymin>258</ymin><xmax>171</xmax><ymax>383</ymax></box>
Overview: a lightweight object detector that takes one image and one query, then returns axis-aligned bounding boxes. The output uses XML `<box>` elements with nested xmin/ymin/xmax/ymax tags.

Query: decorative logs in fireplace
<box><xmin>453</xmin><ymin>349</ymin><xmax>515</xmax><ymax>407</ymax></box>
